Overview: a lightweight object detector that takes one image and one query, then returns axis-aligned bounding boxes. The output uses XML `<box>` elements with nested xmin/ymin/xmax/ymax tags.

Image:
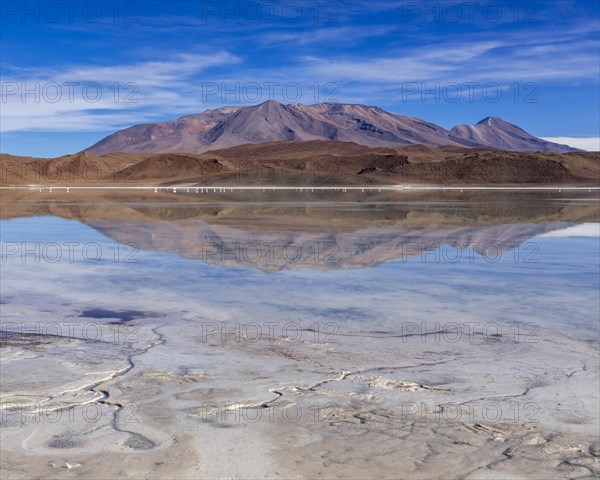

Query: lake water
<box><xmin>1</xmin><ymin>190</ymin><xmax>599</xmax><ymax>479</ymax></box>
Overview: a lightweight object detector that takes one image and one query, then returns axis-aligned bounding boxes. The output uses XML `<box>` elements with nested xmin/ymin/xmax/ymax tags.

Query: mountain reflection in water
<box><xmin>1</xmin><ymin>190</ymin><xmax>597</xmax><ymax>272</ymax></box>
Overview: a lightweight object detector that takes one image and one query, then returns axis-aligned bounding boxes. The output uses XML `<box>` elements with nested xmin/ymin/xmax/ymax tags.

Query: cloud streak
<box><xmin>0</xmin><ymin>52</ymin><xmax>240</xmax><ymax>132</ymax></box>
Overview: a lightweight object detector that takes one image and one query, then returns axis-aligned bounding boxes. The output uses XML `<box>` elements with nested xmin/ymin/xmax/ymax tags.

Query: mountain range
<box><xmin>87</xmin><ymin>101</ymin><xmax>579</xmax><ymax>155</ymax></box>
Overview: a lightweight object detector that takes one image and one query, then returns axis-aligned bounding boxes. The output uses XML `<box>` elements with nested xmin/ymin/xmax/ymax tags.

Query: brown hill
<box><xmin>1</xmin><ymin>141</ymin><xmax>598</xmax><ymax>186</ymax></box>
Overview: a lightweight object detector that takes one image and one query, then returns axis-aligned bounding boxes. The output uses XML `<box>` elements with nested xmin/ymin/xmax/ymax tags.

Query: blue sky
<box><xmin>1</xmin><ymin>0</ymin><xmax>599</xmax><ymax>156</ymax></box>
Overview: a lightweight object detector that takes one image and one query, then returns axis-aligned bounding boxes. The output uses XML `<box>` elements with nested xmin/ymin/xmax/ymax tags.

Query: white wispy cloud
<box><xmin>300</xmin><ymin>36</ymin><xmax>599</xmax><ymax>85</ymax></box>
<box><xmin>257</xmin><ymin>24</ymin><xmax>398</xmax><ymax>46</ymax></box>
<box><xmin>60</xmin><ymin>53</ymin><xmax>239</xmax><ymax>86</ymax></box>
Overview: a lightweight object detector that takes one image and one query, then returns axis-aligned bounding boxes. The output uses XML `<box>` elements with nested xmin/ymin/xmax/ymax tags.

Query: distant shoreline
<box><xmin>3</xmin><ymin>185</ymin><xmax>599</xmax><ymax>192</ymax></box>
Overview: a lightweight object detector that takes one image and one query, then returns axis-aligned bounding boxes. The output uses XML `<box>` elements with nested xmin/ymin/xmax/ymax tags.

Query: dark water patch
<box><xmin>48</xmin><ymin>436</ymin><xmax>81</xmax><ymax>449</ymax></box>
<box><xmin>125</xmin><ymin>433</ymin><xmax>156</xmax><ymax>450</ymax></box>
<box><xmin>79</xmin><ymin>308</ymin><xmax>161</xmax><ymax>323</ymax></box>
<box><xmin>284</xmin><ymin>306</ymin><xmax>377</xmax><ymax>321</ymax></box>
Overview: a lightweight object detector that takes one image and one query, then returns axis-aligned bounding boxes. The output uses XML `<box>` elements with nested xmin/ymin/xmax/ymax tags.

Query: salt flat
<box><xmin>1</xmin><ymin>193</ymin><xmax>598</xmax><ymax>479</ymax></box>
